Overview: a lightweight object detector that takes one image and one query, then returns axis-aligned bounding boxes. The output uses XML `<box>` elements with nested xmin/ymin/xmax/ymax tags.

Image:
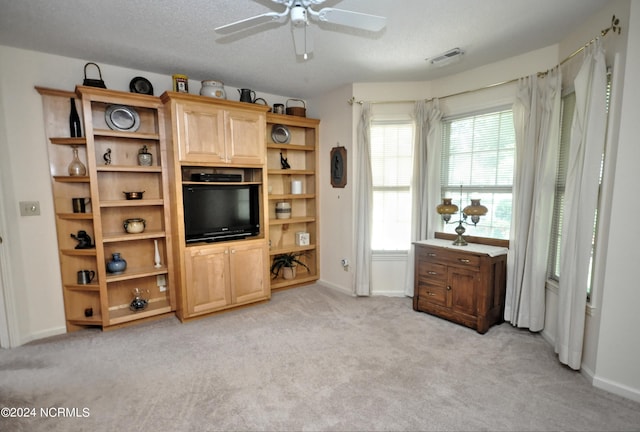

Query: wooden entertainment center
<box><xmin>38</xmin><ymin>86</ymin><xmax>320</xmax><ymax>330</ymax></box>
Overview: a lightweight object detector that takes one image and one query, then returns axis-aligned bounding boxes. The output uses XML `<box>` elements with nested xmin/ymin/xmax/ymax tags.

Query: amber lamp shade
<box><xmin>463</xmin><ymin>199</ymin><xmax>488</xmax><ymax>224</ymax></box>
<box><xmin>437</xmin><ymin>198</ymin><xmax>458</xmax><ymax>215</ymax></box>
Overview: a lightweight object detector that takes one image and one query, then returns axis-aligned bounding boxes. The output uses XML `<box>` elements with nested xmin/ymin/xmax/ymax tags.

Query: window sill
<box><xmin>545</xmin><ymin>278</ymin><xmax>594</xmax><ymax>316</ymax></box>
<box><xmin>372</xmin><ymin>251</ymin><xmax>408</xmax><ymax>261</ymax></box>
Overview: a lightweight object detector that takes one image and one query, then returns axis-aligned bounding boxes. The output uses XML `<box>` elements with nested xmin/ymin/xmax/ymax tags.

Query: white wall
<box><xmin>308</xmin><ymin>84</ymin><xmax>355</xmax><ymax>295</ymax></box>
<box><xmin>592</xmin><ymin>0</ymin><xmax>640</xmax><ymax>401</ymax></box>
<box><xmin>0</xmin><ymin>46</ymin><xmax>294</xmax><ymax>346</ymax></box>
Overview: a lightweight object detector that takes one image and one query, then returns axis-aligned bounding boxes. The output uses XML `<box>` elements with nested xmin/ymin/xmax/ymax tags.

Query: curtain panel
<box><xmin>354</xmin><ymin>103</ymin><xmax>373</xmax><ymax>296</ymax></box>
<box><xmin>404</xmin><ymin>100</ymin><xmax>442</xmax><ymax>296</ymax></box>
<box><xmin>556</xmin><ymin>40</ymin><xmax>607</xmax><ymax>370</ymax></box>
<box><xmin>505</xmin><ymin>68</ymin><xmax>561</xmax><ymax>331</ymax></box>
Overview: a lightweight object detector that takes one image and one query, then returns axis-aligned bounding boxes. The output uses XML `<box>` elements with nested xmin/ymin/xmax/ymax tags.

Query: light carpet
<box><xmin>1</xmin><ymin>284</ymin><xmax>639</xmax><ymax>431</ymax></box>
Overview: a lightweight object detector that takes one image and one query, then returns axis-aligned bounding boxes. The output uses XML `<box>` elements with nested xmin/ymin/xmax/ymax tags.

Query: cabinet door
<box><xmin>448</xmin><ymin>266</ymin><xmax>478</xmax><ymax>318</ymax></box>
<box><xmin>225</xmin><ymin>110</ymin><xmax>265</xmax><ymax>165</ymax></box>
<box><xmin>229</xmin><ymin>242</ymin><xmax>269</xmax><ymax>305</ymax></box>
<box><xmin>176</xmin><ymin>101</ymin><xmax>226</xmax><ymax>163</ymax></box>
<box><xmin>184</xmin><ymin>245</ymin><xmax>231</xmax><ymax>314</ymax></box>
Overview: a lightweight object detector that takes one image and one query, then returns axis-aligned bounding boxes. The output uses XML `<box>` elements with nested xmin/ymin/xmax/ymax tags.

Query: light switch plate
<box><xmin>19</xmin><ymin>201</ymin><xmax>40</xmax><ymax>216</ymax></box>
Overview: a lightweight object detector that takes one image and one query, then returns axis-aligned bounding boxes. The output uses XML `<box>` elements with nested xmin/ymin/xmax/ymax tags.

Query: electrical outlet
<box><xmin>19</xmin><ymin>201</ymin><xmax>40</xmax><ymax>216</ymax></box>
<box><xmin>341</xmin><ymin>258</ymin><xmax>350</xmax><ymax>271</ymax></box>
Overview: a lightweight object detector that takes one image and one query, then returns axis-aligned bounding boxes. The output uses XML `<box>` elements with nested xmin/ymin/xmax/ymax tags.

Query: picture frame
<box><xmin>330</xmin><ymin>146</ymin><xmax>347</xmax><ymax>188</ymax></box>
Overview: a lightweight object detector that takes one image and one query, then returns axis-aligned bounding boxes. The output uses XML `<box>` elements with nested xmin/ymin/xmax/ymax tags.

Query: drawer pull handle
<box><xmin>427</xmin><ymin>253</ymin><xmax>436</xmax><ymax>257</ymax></box>
<box><xmin>426</xmin><ymin>292</ymin><xmax>435</xmax><ymax>296</ymax></box>
<box><xmin>447</xmin><ymin>286</ymin><xmax>452</xmax><ymax>291</ymax></box>
<box><xmin>427</xmin><ymin>271</ymin><xmax>438</xmax><ymax>275</ymax></box>
<box><xmin>458</xmin><ymin>258</ymin><xmax>471</xmax><ymax>264</ymax></box>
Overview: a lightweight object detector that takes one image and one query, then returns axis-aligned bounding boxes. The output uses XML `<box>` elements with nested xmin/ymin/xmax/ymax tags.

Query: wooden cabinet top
<box><xmin>414</xmin><ymin>238</ymin><xmax>508</xmax><ymax>257</ymax></box>
<box><xmin>160</xmin><ymin>91</ymin><xmax>270</xmax><ymax>113</ymax></box>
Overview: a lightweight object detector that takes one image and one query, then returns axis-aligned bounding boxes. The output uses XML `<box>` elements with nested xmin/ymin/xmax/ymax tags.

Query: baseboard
<box><xmin>16</xmin><ymin>326</ymin><xmax>66</xmax><ymax>347</ymax></box>
<box><xmin>540</xmin><ymin>328</ymin><xmax>555</xmax><ymax>346</ymax></box>
<box><xmin>317</xmin><ymin>279</ymin><xmax>353</xmax><ymax>296</ymax></box>
<box><xmin>592</xmin><ymin>374</ymin><xmax>640</xmax><ymax>403</ymax></box>
<box><xmin>539</xmin><ymin>329</ymin><xmax>640</xmax><ymax>404</ymax></box>
<box><xmin>371</xmin><ymin>290</ymin><xmax>407</xmax><ymax>297</ymax></box>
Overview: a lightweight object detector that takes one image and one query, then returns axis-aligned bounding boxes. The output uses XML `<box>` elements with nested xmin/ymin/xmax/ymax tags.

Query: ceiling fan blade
<box><xmin>215</xmin><ymin>12</ymin><xmax>287</xmax><ymax>34</ymax></box>
<box><xmin>291</xmin><ymin>24</ymin><xmax>313</xmax><ymax>57</ymax></box>
<box><xmin>311</xmin><ymin>7</ymin><xmax>387</xmax><ymax>32</ymax></box>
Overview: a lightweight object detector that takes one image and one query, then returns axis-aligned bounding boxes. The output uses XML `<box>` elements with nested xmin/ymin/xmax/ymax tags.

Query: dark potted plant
<box><xmin>270</xmin><ymin>252</ymin><xmax>309</xmax><ymax>280</ymax></box>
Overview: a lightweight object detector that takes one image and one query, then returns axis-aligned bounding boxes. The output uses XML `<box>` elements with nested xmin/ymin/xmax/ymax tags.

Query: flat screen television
<box><xmin>182</xmin><ymin>183</ymin><xmax>260</xmax><ymax>244</ymax></box>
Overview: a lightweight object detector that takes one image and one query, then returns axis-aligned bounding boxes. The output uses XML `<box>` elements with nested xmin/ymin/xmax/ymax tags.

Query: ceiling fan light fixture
<box><xmin>291</xmin><ymin>4</ymin><xmax>308</xmax><ymax>27</ymax></box>
<box><xmin>216</xmin><ymin>0</ymin><xmax>387</xmax><ymax>58</ymax></box>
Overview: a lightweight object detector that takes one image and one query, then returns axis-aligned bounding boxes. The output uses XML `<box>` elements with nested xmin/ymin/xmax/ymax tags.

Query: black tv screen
<box><xmin>182</xmin><ymin>183</ymin><xmax>260</xmax><ymax>243</ymax></box>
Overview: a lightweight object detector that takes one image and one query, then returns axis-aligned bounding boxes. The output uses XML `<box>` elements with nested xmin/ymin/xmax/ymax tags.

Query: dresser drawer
<box><xmin>417</xmin><ymin>281</ymin><xmax>447</xmax><ymax>306</ymax></box>
<box><xmin>417</xmin><ymin>261</ymin><xmax>447</xmax><ymax>283</ymax></box>
<box><xmin>417</xmin><ymin>245</ymin><xmax>480</xmax><ymax>268</ymax></box>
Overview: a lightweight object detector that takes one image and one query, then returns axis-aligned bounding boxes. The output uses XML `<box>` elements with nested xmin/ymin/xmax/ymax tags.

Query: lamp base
<box><xmin>453</xmin><ymin>222</ymin><xmax>468</xmax><ymax>246</ymax></box>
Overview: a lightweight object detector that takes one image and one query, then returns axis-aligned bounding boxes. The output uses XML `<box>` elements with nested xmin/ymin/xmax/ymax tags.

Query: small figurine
<box><xmin>280</xmin><ymin>152</ymin><xmax>291</xmax><ymax>169</ymax></box>
<box><xmin>70</xmin><ymin>230</ymin><xmax>93</xmax><ymax>249</ymax></box>
<box><xmin>103</xmin><ymin>148</ymin><xmax>112</xmax><ymax>165</ymax></box>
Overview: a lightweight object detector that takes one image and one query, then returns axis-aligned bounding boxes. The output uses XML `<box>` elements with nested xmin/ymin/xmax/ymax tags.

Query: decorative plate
<box><xmin>271</xmin><ymin>124</ymin><xmax>291</xmax><ymax>144</ymax></box>
<box><xmin>105</xmin><ymin>105</ymin><xmax>140</xmax><ymax>132</ymax></box>
<box><xmin>129</xmin><ymin>76</ymin><xmax>154</xmax><ymax>95</ymax></box>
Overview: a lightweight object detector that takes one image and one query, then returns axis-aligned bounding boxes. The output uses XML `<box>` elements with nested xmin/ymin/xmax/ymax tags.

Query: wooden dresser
<box><xmin>413</xmin><ymin>238</ymin><xmax>508</xmax><ymax>334</ymax></box>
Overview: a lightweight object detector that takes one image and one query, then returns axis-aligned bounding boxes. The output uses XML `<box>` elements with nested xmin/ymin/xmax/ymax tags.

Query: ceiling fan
<box><xmin>214</xmin><ymin>0</ymin><xmax>387</xmax><ymax>60</ymax></box>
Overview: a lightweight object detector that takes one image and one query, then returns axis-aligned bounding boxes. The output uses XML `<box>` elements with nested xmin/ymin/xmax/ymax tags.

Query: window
<box><xmin>440</xmin><ymin>109</ymin><xmax>515</xmax><ymax>239</ymax></box>
<box><xmin>547</xmin><ymin>92</ymin><xmax>575</xmax><ymax>281</ymax></box>
<box><xmin>370</xmin><ymin>121</ymin><xmax>414</xmax><ymax>251</ymax></box>
<box><xmin>548</xmin><ymin>80</ymin><xmax>609</xmax><ymax>303</ymax></box>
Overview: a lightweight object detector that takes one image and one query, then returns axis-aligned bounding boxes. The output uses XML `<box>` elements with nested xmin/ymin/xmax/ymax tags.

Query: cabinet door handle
<box><xmin>427</xmin><ymin>253</ymin><xmax>436</xmax><ymax>257</ymax></box>
<box><xmin>426</xmin><ymin>292</ymin><xmax>435</xmax><ymax>296</ymax></box>
<box><xmin>446</xmin><ymin>286</ymin><xmax>452</xmax><ymax>291</ymax></box>
<box><xmin>427</xmin><ymin>271</ymin><xmax>438</xmax><ymax>275</ymax></box>
<box><xmin>458</xmin><ymin>258</ymin><xmax>470</xmax><ymax>264</ymax></box>
<box><xmin>230</xmin><ymin>249</ymin><xmax>236</xmax><ymax>254</ymax></box>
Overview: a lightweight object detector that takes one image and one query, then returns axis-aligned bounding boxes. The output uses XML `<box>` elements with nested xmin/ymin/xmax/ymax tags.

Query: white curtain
<box><xmin>354</xmin><ymin>103</ymin><xmax>373</xmax><ymax>296</ymax></box>
<box><xmin>556</xmin><ymin>40</ymin><xmax>607</xmax><ymax>370</ymax></box>
<box><xmin>404</xmin><ymin>99</ymin><xmax>442</xmax><ymax>296</ymax></box>
<box><xmin>504</xmin><ymin>68</ymin><xmax>561</xmax><ymax>331</ymax></box>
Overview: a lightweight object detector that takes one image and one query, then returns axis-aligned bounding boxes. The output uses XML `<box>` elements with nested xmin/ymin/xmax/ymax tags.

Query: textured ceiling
<box><xmin>0</xmin><ymin>0</ymin><xmax>611</xmax><ymax>99</ymax></box>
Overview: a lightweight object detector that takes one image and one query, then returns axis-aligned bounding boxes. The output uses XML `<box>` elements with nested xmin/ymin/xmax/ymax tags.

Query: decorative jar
<box><xmin>107</xmin><ymin>252</ymin><xmax>127</xmax><ymax>274</ymax></box>
<box><xmin>129</xmin><ymin>287</ymin><xmax>148</xmax><ymax>311</ymax></box>
<box><xmin>137</xmin><ymin>145</ymin><xmax>152</xmax><ymax>166</ymax></box>
<box><xmin>123</xmin><ymin>218</ymin><xmax>146</xmax><ymax>234</ymax></box>
<box><xmin>200</xmin><ymin>80</ymin><xmax>226</xmax><ymax>99</ymax></box>
<box><xmin>275</xmin><ymin>202</ymin><xmax>291</xmax><ymax>219</ymax></box>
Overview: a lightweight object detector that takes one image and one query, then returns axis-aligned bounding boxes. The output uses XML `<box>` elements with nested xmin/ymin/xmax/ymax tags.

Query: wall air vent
<box><xmin>428</xmin><ymin>47</ymin><xmax>464</xmax><ymax>67</ymax></box>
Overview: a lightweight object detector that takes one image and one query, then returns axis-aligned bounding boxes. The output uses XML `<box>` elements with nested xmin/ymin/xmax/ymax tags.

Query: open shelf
<box><xmin>38</xmin><ymin>85</ymin><xmax>175</xmax><ymax>332</ymax></box>
<box><xmin>108</xmin><ymin>298</ymin><xmax>172</xmax><ymax>325</ymax></box>
<box><xmin>105</xmin><ymin>265</ymin><xmax>168</xmax><ymax>283</ymax></box>
<box><xmin>266</xmin><ymin>114</ymin><xmax>320</xmax><ymax>291</ymax></box>
<box><xmin>50</xmin><ymin>137</ymin><xmax>87</xmax><ymax>146</ymax></box>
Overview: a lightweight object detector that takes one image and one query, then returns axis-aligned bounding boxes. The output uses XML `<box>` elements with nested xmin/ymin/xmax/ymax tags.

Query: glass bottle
<box><xmin>69</xmin><ymin>98</ymin><xmax>82</xmax><ymax>137</ymax></box>
<box><xmin>67</xmin><ymin>146</ymin><xmax>87</xmax><ymax>176</ymax></box>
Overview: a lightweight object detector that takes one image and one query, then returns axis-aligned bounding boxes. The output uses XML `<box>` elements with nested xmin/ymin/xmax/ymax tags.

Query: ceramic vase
<box><xmin>107</xmin><ymin>252</ymin><xmax>127</xmax><ymax>274</ymax></box>
<box><xmin>68</xmin><ymin>146</ymin><xmax>87</xmax><ymax>176</ymax></box>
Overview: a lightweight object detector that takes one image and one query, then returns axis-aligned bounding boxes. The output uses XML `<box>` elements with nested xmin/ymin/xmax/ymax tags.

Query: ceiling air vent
<box><xmin>428</xmin><ymin>48</ymin><xmax>464</xmax><ymax>67</ymax></box>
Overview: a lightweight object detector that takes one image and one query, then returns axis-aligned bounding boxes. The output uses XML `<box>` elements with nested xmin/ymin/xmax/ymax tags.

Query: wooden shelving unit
<box><xmin>265</xmin><ymin>113</ymin><xmax>320</xmax><ymax>291</ymax></box>
<box><xmin>37</xmin><ymin>86</ymin><xmax>175</xmax><ymax>332</ymax></box>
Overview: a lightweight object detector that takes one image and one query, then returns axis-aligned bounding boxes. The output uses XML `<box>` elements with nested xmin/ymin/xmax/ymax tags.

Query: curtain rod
<box><xmin>348</xmin><ymin>15</ymin><xmax>622</xmax><ymax>106</ymax></box>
